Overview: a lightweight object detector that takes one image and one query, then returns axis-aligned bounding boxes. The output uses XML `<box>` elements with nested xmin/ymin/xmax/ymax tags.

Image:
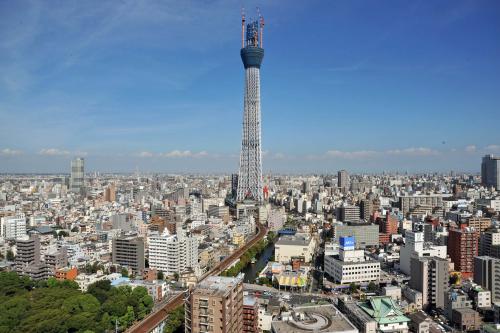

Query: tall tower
<box><xmin>70</xmin><ymin>157</ymin><xmax>85</xmax><ymax>194</ymax></box>
<box><xmin>237</xmin><ymin>11</ymin><xmax>265</xmax><ymax>203</ymax></box>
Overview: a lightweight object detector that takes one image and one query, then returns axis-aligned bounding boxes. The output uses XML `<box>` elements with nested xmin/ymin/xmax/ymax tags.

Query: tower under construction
<box><xmin>236</xmin><ymin>11</ymin><xmax>265</xmax><ymax>203</ymax></box>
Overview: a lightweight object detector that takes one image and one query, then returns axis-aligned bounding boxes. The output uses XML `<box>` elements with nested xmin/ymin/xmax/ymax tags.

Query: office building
<box><xmin>400</xmin><ymin>231</ymin><xmax>447</xmax><ymax>275</ymax></box>
<box><xmin>448</xmin><ymin>228</ymin><xmax>478</xmax><ymax>279</ymax></box>
<box><xmin>337</xmin><ymin>205</ymin><xmax>360</xmax><ymax>222</ymax></box>
<box><xmin>148</xmin><ymin>233</ymin><xmax>198</xmax><ymax>276</ymax></box>
<box><xmin>398</xmin><ymin>195</ymin><xmax>444</xmax><ymax>215</ymax></box>
<box><xmin>333</xmin><ymin>223</ymin><xmax>379</xmax><ymax>249</ymax></box>
<box><xmin>275</xmin><ymin>233</ymin><xmax>316</xmax><ymax>264</ymax></box>
<box><xmin>480</xmin><ymin>228</ymin><xmax>500</xmax><ymax>257</ymax></box>
<box><xmin>324</xmin><ymin>237</ymin><xmax>380</xmax><ymax>284</ymax></box>
<box><xmin>70</xmin><ymin>157</ymin><xmax>85</xmax><ymax>194</ymax></box>
<box><xmin>112</xmin><ymin>235</ymin><xmax>145</xmax><ymax>273</ymax></box>
<box><xmin>1</xmin><ymin>213</ymin><xmax>26</xmax><ymax>239</ymax></box>
<box><xmin>474</xmin><ymin>256</ymin><xmax>500</xmax><ymax>303</ymax></box>
<box><xmin>360</xmin><ymin>199</ymin><xmax>373</xmax><ymax>220</ymax></box>
<box><xmin>236</xmin><ymin>13</ymin><xmax>265</xmax><ymax>203</ymax></box>
<box><xmin>338</xmin><ymin>170</ymin><xmax>349</xmax><ymax>193</ymax></box>
<box><xmin>482</xmin><ymin>155</ymin><xmax>500</xmax><ymax>190</ymax></box>
<box><xmin>185</xmin><ymin>274</ymin><xmax>243</xmax><ymax>333</ymax></box>
<box><xmin>15</xmin><ymin>234</ymin><xmax>41</xmax><ymax>270</ymax></box>
<box><xmin>409</xmin><ymin>256</ymin><xmax>448</xmax><ymax>309</ymax></box>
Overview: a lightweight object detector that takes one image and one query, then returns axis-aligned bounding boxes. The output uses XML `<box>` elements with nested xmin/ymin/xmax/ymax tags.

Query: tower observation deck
<box><xmin>237</xmin><ymin>10</ymin><xmax>265</xmax><ymax>203</ymax></box>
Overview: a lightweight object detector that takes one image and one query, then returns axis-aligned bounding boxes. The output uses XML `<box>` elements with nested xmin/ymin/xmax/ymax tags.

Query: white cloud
<box><xmin>160</xmin><ymin>150</ymin><xmax>209</xmax><ymax>158</ymax></box>
<box><xmin>385</xmin><ymin>147</ymin><xmax>439</xmax><ymax>156</ymax></box>
<box><xmin>464</xmin><ymin>145</ymin><xmax>476</xmax><ymax>153</ymax></box>
<box><xmin>138</xmin><ymin>151</ymin><xmax>154</xmax><ymax>157</ymax></box>
<box><xmin>485</xmin><ymin>145</ymin><xmax>500</xmax><ymax>152</ymax></box>
<box><xmin>325</xmin><ymin>150</ymin><xmax>377</xmax><ymax>159</ymax></box>
<box><xmin>0</xmin><ymin>148</ymin><xmax>23</xmax><ymax>156</ymax></box>
<box><xmin>38</xmin><ymin>148</ymin><xmax>87</xmax><ymax>156</ymax></box>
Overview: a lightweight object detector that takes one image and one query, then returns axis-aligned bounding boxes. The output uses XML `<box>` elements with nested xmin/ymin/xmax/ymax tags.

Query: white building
<box><xmin>148</xmin><ymin>233</ymin><xmax>199</xmax><ymax>277</ymax></box>
<box><xmin>275</xmin><ymin>233</ymin><xmax>316</xmax><ymax>264</ymax></box>
<box><xmin>399</xmin><ymin>231</ymin><xmax>447</xmax><ymax>275</ymax></box>
<box><xmin>1</xmin><ymin>214</ymin><xmax>27</xmax><ymax>239</ymax></box>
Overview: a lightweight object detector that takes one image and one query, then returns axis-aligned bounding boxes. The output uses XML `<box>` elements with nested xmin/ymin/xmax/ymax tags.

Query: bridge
<box><xmin>127</xmin><ymin>224</ymin><xmax>268</xmax><ymax>333</ymax></box>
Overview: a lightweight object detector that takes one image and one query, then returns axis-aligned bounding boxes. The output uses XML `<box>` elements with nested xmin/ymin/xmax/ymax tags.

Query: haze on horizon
<box><xmin>1</xmin><ymin>0</ymin><xmax>499</xmax><ymax>173</ymax></box>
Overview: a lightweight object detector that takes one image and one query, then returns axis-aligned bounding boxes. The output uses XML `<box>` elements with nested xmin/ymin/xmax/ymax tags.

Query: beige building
<box><xmin>185</xmin><ymin>274</ymin><xmax>244</xmax><ymax>333</ymax></box>
<box><xmin>275</xmin><ymin>233</ymin><xmax>316</xmax><ymax>264</ymax></box>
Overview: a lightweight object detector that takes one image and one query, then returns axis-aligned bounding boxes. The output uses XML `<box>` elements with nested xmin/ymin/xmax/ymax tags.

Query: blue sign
<box><xmin>340</xmin><ymin>236</ymin><xmax>356</xmax><ymax>249</ymax></box>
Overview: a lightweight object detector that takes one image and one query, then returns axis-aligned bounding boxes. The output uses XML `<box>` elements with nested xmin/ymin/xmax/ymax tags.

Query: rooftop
<box><xmin>271</xmin><ymin>304</ymin><xmax>358</xmax><ymax>333</ymax></box>
<box><xmin>276</xmin><ymin>233</ymin><xmax>312</xmax><ymax>246</ymax></box>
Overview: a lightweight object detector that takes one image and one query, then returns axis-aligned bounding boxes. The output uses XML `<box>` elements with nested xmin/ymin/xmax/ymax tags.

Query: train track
<box><xmin>127</xmin><ymin>224</ymin><xmax>268</xmax><ymax>333</ymax></box>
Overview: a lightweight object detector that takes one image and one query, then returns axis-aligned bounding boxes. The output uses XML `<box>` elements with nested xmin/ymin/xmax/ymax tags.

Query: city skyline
<box><xmin>1</xmin><ymin>0</ymin><xmax>500</xmax><ymax>173</ymax></box>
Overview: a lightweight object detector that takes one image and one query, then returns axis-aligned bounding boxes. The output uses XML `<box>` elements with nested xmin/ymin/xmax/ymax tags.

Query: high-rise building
<box><xmin>409</xmin><ymin>256</ymin><xmax>449</xmax><ymax>309</ymax></box>
<box><xmin>474</xmin><ymin>256</ymin><xmax>500</xmax><ymax>303</ymax></box>
<box><xmin>480</xmin><ymin>228</ymin><xmax>500</xmax><ymax>257</ymax></box>
<box><xmin>399</xmin><ymin>231</ymin><xmax>447</xmax><ymax>275</ymax></box>
<box><xmin>243</xmin><ymin>296</ymin><xmax>259</xmax><ymax>333</ymax></box>
<box><xmin>337</xmin><ymin>204</ymin><xmax>360</xmax><ymax>222</ymax></box>
<box><xmin>185</xmin><ymin>274</ymin><xmax>244</xmax><ymax>333</ymax></box>
<box><xmin>236</xmin><ymin>13</ymin><xmax>265</xmax><ymax>203</ymax></box>
<box><xmin>481</xmin><ymin>155</ymin><xmax>500</xmax><ymax>190</ymax></box>
<box><xmin>104</xmin><ymin>183</ymin><xmax>116</xmax><ymax>202</ymax></box>
<box><xmin>112</xmin><ymin>235</ymin><xmax>145</xmax><ymax>273</ymax></box>
<box><xmin>148</xmin><ymin>233</ymin><xmax>198</xmax><ymax>276</ymax></box>
<box><xmin>337</xmin><ymin>170</ymin><xmax>349</xmax><ymax>193</ymax></box>
<box><xmin>70</xmin><ymin>157</ymin><xmax>85</xmax><ymax>194</ymax></box>
<box><xmin>360</xmin><ymin>199</ymin><xmax>373</xmax><ymax>220</ymax></box>
<box><xmin>15</xmin><ymin>234</ymin><xmax>41</xmax><ymax>268</ymax></box>
<box><xmin>1</xmin><ymin>213</ymin><xmax>27</xmax><ymax>239</ymax></box>
<box><xmin>448</xmin><ymin>228</ymin><xmax>478</xmax><ymax>279</ymax></box>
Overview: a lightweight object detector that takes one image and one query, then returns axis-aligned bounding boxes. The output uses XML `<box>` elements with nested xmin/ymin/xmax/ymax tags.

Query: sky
<box><xmin>0</xmin><ymin>0</ymin><xmax>499</xmax><ymax>174</ymax></box>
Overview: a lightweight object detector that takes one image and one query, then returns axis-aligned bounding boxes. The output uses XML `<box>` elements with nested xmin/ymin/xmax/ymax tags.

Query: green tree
<box><xmin>121</xmin><ymin>268</ymin><xmax>129</xmax><ymax>277</ymax></box>
<box><xmin>163</xmin><ymin>306</ymin><xmax>184</xmax><ymax>333</ymax></box>
<box><xmin>367</xmin><ymin>281</ymin><xmax>378</xmax><ymax>293</ymax></box>
<box><xmin>173</xmin><ymin>272</ymin><xmax>179</xmax><ymax>281</ymax></box>
<box><xmin>157</xmin><ymin>271</ymin><xmax>164</xmax><ymax>280</ymax></box>
<box><xmin>6</xmin><ymin>250</ymin><xmax>15</xmax><ymax>262</ymax></box>
<box><xmin>349</xmin><ymin>282</ymin><xmax>358</xmax><ymax>294</ymax></box>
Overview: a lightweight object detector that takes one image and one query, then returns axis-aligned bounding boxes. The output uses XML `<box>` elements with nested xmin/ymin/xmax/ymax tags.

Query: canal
<box><xmin>241</xmin><ymin>239</ymin><xmax>275</xmax><ymax>283</ymax></box>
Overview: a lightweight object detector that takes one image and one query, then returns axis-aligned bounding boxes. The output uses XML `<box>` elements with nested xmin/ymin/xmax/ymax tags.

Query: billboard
<box><xmin>339</xmin><ymin>236</ymin><xmax>356</xmax><ymax>250</ymax></box>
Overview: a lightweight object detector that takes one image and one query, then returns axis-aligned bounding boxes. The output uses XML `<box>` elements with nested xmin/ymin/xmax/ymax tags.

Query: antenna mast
<box><xmin>241</xmin><ymin>7</ymin><xmax>246</xmax><ymax>48</ymax></box>
<box><xmin>257</xmin><ymin>7</ymin><xmax>264</xmax><ymax>48</ymax></box>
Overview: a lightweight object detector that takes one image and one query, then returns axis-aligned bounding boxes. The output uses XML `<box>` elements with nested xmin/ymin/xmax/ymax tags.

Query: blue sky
<box><xmin>1</xmin><ymin>0</ymin><xmax>499</xmax><ymax>173</ymax></box>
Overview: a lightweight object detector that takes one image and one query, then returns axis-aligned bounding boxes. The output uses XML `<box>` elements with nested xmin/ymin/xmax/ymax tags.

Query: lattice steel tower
<box><xmin>237</xmin><ymin>11</ymin><xmax>265</xmax><ymax>203</ymax></box>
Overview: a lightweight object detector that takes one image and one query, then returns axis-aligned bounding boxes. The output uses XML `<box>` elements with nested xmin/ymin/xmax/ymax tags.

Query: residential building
<box><xmin>112</xmin><ymin>235</ymin><xmax>145</xmax><ymax>273</ymax></box>
<box><xmin>148</xmin><ymin>233</ymin><xmax>198</xmax><ymax>276</ymax></box>
<box><xmin>400</xmin><ymin>231</ymin><xmax>447</xmax><ymax>275</ymax></box>
<box><xmin>448</xmin><ymin>228</ymin><xmax>478</xmax><ymax>279</ymax></box>
<box><xmin>474</xmin><ymin>256</ymin><xmax>500</xmax><ymax>303</ymax></box>
<box><xmin>1</xmin><ymin>214</ymin><xmax>26</xmax><ymax>239</ymax></box>
<box><xmin>185</xmin><ymin>274</ymin><xmax>244</xmax><ymax>333</ymax></box>
<box><xmin>409</xmin><ymin>256</ymin><xmax>448</xmax><ymax>309</ymax></box>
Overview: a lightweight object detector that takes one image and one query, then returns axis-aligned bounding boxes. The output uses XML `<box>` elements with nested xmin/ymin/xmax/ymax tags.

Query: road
<box><xmin>127</xmin><ymin>224</ymin><xmax>268</xmax><ymax>333</ymax></box>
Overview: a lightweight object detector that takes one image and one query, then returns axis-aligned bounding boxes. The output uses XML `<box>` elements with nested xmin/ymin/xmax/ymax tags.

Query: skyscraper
<box><xmin>70</xmin><ymin>157</ymin><xmax>85</xmax><ymax>194</ymax></box>
<box><xmin>236</xmin><ymin>12</ymin><xmax>265</xmax><ymax>203</ymax></box>
<box><xmin>448</xmin><ymin>228</ymin><xmax>479</xmax><ymax>279</ymax></box>
<box><xmin>337</xmin><ymin>169</ymin><xmax>349</xmax><ymax>193</ymax></box>
<box><xmin>481</xmin><ymin>155</ymin><xmax>500</xmax><ymax>190</ymax></box>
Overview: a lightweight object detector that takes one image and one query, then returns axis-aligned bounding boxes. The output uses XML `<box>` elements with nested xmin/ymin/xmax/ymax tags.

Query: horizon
<box><xmin>1</xmin><ymin>1</ymin><xmax>499</xmax><ymax>173</ymax></box>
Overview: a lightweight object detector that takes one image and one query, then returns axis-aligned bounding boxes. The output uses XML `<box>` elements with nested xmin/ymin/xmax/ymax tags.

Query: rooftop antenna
<box><xmin>241</xmin><ymin>7</ymin><xmax>246</xmax><ymax>48</ymax></box>
<box><xmin>257</xmin><ymin>7</ymin><xmax>264</xmax><ymax>48</ymax></box>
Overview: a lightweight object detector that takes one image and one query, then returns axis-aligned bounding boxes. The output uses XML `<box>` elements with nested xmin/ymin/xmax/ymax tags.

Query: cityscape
<box><xmin>1</xmin><ymin>2</ymin><xmax>500</xmax><ymax>333</ymax></box>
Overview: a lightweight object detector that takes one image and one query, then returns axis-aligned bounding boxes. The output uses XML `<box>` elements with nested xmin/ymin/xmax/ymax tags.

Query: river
<box><xmin>241</xmin><ymin>239</ymin><xmax>275</xmax><ymax>283</ymax></box>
